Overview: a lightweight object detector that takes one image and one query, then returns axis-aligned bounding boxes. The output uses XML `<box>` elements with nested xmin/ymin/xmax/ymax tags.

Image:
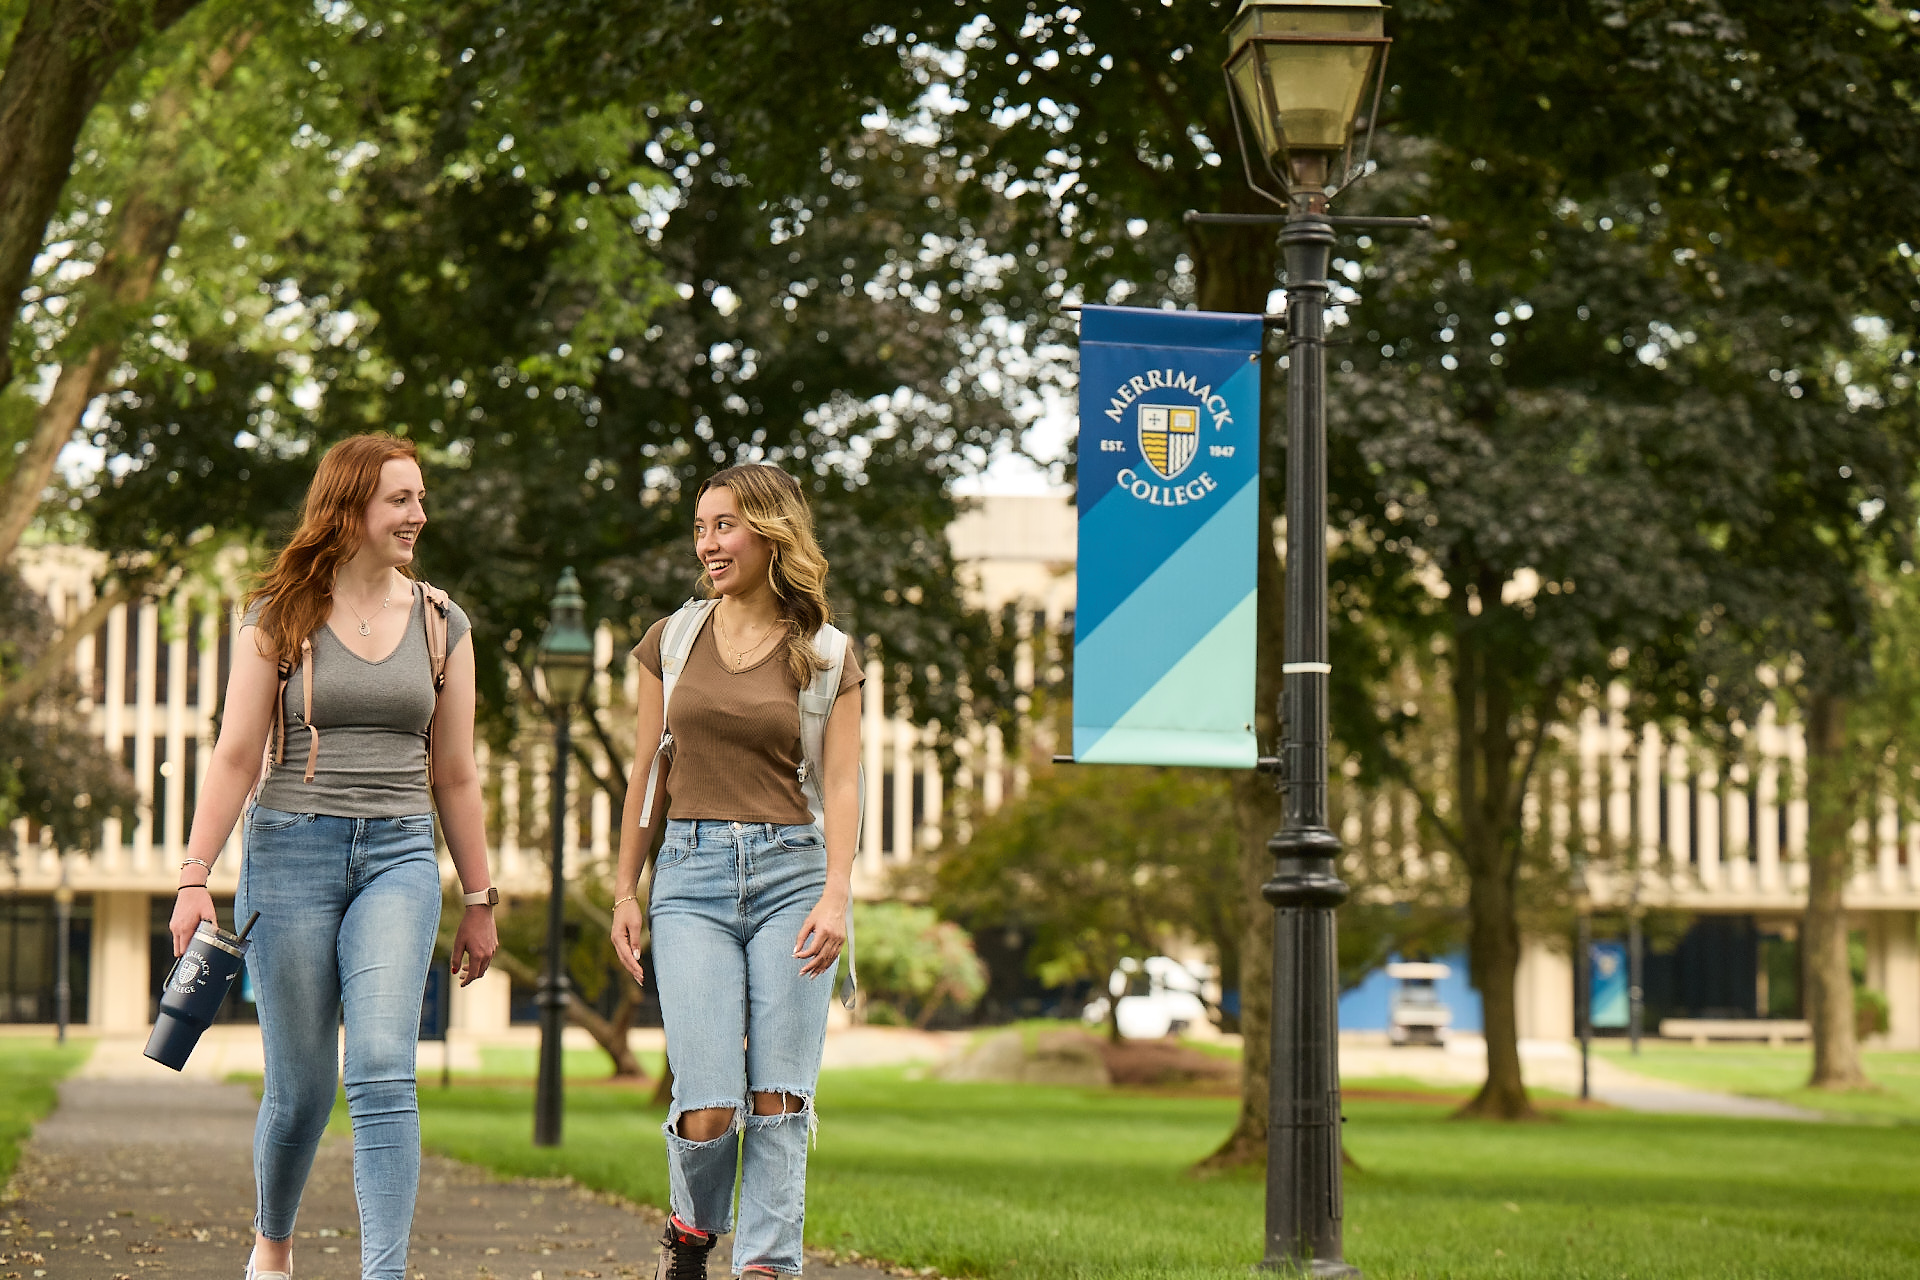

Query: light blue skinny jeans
<box><xmin>651</xmin><ymin>819</ymin><xmax>836</xmax><ymax>1275</ymax></box>
<box><xmin>236</xmin><ymin>804</ymin><xmax>441</xmax><ymax>1280</ymax></box>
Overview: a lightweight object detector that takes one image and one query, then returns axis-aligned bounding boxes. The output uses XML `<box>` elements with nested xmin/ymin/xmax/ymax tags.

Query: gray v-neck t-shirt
<box><xmin>243</xmin><ymin>589</ymin><xmax>471</xmax><ymax>817</ymax></box>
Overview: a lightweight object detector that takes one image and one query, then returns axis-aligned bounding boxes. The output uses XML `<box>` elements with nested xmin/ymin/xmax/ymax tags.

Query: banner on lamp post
<box><xmin>1073</xmin><ymin>305</ymin><xmax>1262</xmax><ymax>768</ymax></box>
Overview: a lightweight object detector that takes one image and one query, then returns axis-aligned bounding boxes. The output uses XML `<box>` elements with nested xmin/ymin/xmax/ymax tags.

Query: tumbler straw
<box><xmin>237</xmin><ymin>911</ymin><xmax>261</xmax><ymax>943</ymax></box>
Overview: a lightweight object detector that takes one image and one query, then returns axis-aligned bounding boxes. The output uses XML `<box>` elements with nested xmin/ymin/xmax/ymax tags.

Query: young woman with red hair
<box><xmin>170</xmin><ymin>433</ymin><xmax>498</xmax><ymax>1280</ymax></box>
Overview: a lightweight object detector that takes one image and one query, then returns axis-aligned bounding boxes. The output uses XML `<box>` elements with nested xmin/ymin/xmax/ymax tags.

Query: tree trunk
<box><xmin>0</xmin><ymin>21</ymin><xmax>253</xmax><ymax>565</ymax></box>
<box><xmin>0</xmin><ymin>0</ymin><xmax>204</xmax><ymax>395</ymax></box>
<box><xmin>1448</xmin><ymin>600</ymin><xmax>1540</xmax><ymax>1120</ymax></box>
<box><xmin>1803</xmin><ymin>691</ymin><xmax>1868</xmax><ymax>1089</ymax></box>
<box><xmin>1197</xmin><ymin>465</ymin><xmax>1285</xmax><ymax>1171</ymax></box>
<box><xmin>1196</xmin><ymin>764</ymin><xmax>1282</xmax><ymax>1170</ymax></box>
<box><xmin>1457</xmin><ymin>858</ymin><xmax>1533</xmax><ymax>1118</ymax></box>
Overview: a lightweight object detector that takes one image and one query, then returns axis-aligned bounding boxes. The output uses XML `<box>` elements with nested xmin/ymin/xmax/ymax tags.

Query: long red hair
<box><xmin>246</xmin><ymin>434</ymin><xmax>419</xmax><ymax>664</ymax></box>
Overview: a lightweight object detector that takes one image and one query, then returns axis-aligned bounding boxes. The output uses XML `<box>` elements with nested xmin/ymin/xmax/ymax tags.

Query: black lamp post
<box><xmin>1199</xmin><ymin>2</ymin><xmax>1422</xmax><ymax>1273</ymax></box>
<box><xmin>534</xmin><ymin>566</ymin><xmax>595</xmax><ymax>1147</ymax></box>
<box><xmin>54</xmin><ymin>865</ymin><xmax>72</xmax><ymax>1046</ymax></box>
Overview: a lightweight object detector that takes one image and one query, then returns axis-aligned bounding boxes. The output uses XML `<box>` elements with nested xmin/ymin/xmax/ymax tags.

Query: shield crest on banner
<box><xmin>1137</xmin><ymin>404</ymin><xmax>1200</xmax><ymax>480</ymax></box>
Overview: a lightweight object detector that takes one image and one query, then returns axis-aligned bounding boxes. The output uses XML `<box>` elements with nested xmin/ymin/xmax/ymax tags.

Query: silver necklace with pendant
<box><xmin>343</xmin><ymin>577</ymin><xmax>393</xmax><ymax>636</ymax></box>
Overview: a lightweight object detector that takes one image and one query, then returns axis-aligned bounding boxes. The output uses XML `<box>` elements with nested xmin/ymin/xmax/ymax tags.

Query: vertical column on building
<box><xmin>982</xmin><ymin>724</ymin><xmax>1005</xmax><ymax>816</ymax></box>
<box><xmin>859</xmin><ymin>643</ymin><xmax>885</xmax><ymax>883</ymax></box>
<box><xmin>1755</xmin><ymin>703</ymin><xmax>1782</xmax><ymax>894</ymax></box>
<box><xmin>920</xmin><ymin>722</ymin><xmax>942</xmax><ymax>852</ymax></box>
<box><xmin>1848</xmin><ymin>807</ymin><xmax>1874</xmax><ymax>900</ymax></box>
<box><xmin>1906</xmin><ymin>815</ymin><xmax>1920</xmax><ymax>896</ymax></box>
<box><xmin>101</xmin><ymin>603</ymin><xmax>128</xmax><ymax>869</ymax></box>
<box><xmin>498</xmin><ymin>755</ymin><xmax>522</xmax><ymax>880</ymax></box>
<box><xmin>1576</xmin><ymin>706</ymin><xmax>1600</xmax><ymax>865</ymax></box>
<box><xmin>1865</xmin><ymin>912</ymin><xmax>1920</xmax><ymax>1051</ymax></box>
<box><xmin>890</xmin><ymin>705</ymin><xmax>913</xmax><ymax>865</ymax></box>
<box><xmin>223</xmin><ymin>601</ymin><xmax>244</xmax><ymax>868</ymax></box>
<box><xmin>89</xmin><ymin>890</ymin><xmax>152</xmax><ymax>1032</ymax></box>
<box><xmin>1606</xmin><ymin>685</ymin><xmax>1632</xmax><ymax>864</ymax></box>
<box><xmin>1665</xmin><ymin>728</ymin><xmax>1691</xmax><ymax>880</ymax></box>
<box><xmin>133</xmin><ymin>601</ymin><xmax>159</xmax><ymax>872</ymax></box>
<box><xmin>1726</xmin><ymin>750</ymin><xmax>1752</xmax><ymax>893</ymax></box>
<box><xmin>1877</xmin><ymin>791</ymin><xmax>1900</xmax><ymax>893</ymax></box>
<box><xmin>73</xmin><ymin>579</ymin><xmax>99</xmax><ymax>876</ymax></box>
<box><xmin>163</xmin><ymin>600</ymin><xmax>190</xmax><ymax>865</ymax></box>
<box><xmin>1698</xmin><ymin>751</ymin><xmax>1723</xmax><ymax>891</ymax></box>
<box><xmin>1636</xmin><ymin>724</ymin><xmax>1662</xmax><ymax>873</ymax></box>
<box><xmin>1785</xmin><ymin>716</ymin><xmax>1809</xmax><ymax>890</ymax></box>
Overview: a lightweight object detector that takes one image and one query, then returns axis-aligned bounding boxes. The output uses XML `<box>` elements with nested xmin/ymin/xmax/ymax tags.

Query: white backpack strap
<box><xmin>796</xmin><ymin>624</ymin><xmax>848</xmax><ymax>827</ymax></box>
<box><xmin>797</xmin><ymin>624</ymin><xmax>863</xmax><ymax>1009</ymax></box>
<box><xmin>637</xmin><ymin>599</ymin><xmax>719</xmax><ymax>829</ymax></box>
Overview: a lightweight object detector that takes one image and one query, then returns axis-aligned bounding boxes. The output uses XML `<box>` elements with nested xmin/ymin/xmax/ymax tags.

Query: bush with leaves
<box><xmin>841</xmin><ymin>901</ymin><xmax>986</xmax><ymax>1028</ymax></box>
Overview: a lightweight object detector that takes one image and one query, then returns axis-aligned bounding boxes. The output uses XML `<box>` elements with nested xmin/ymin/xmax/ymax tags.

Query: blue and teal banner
<box><xmin>1590</xmin><ymin>942</ymin><xmax>1629</xmax><ymax>1029</ymax></box>
<box><xmin>1073</xmin><ymin>306</ymin><xmax>1262</xmax><ymax>768</ymax></box>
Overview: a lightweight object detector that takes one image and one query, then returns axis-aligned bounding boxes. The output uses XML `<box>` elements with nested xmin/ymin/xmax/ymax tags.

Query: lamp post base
<box><xmin>1256</xmin><ymin>1260</ymin><xmax>1362</xmax><ymax>1278</ymax></box>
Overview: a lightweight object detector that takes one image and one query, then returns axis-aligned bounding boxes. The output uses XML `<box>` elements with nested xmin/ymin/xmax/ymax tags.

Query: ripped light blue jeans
<box><xmin>651</xmin><ymin>819</ymin><xmax>835</xmax><ymax>1275</ymax></box>
<box><xmin>236</xmin><ymin>805</ymin><xmax>441</xmax><ymax>1280</ymax></box>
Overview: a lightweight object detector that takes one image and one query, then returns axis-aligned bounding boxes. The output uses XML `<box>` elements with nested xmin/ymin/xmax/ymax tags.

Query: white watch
<box><xmin>463</xmin><ymin>886</ymin><xmax>499</xmax><ymax>907</ymax></box>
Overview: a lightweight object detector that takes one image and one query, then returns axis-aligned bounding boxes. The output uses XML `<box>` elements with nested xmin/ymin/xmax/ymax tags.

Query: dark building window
<box><xmin>123</xmin><ymin>602</ymin><xmax>141</xmax><ymax>704</ymax></box>
<box><xmin>185</xmin><ymin>603</ymin><xmax>202</xmax><ymax>706</ymax></box>
<box><xmin>0</xmin><ymin>894</ymin><xmax>92</xmax><ymax>1025</ymax></box>
<box><xmin>151</xmin><ymin>737</ymin><xmax>169</xmax><ymax>839</ymax></box>
<box><xmin>182</xmin><ymin>737</ymin><xmax>199</xmax><ymax>837</ymax></box>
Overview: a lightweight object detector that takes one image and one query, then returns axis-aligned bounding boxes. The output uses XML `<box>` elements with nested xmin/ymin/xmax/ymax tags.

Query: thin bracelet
<box><xmin>178</xmin><ymin>858</ymin><xmax>213</xmax><ymax>891</ymax></box>
<box><xmin>612</xmin><ymin>894</ymin><xmax>638</xmax><ymax>910</ymax></box>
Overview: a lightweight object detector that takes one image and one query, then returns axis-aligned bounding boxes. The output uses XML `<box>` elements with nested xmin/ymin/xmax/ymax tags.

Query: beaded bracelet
<box><xmin>612</xmin><ymin>894</ymin><xmax>638</xmax><ymax>910</ymax></box>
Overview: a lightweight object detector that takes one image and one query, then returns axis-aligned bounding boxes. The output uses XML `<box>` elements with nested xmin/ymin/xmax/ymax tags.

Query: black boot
<box><xmin>656</xmin><ymin>1215</ymin><xmax>718</xmax><ymax>1280</ymax></box>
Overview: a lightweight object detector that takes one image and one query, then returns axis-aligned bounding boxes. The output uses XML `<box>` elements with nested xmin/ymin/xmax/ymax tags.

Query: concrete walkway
<box><xmin>1336</xmin><ymin>1033</ymin><xmax>1825</xmax><ymax>1120</ymax></box>
<box><xmin>4</xmin><ymin>1049</ymin><xmax>911</xmax><ymax>1280</ymax></box>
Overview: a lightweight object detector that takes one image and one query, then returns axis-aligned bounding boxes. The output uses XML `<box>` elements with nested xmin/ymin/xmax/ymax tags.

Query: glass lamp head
<box><xmin>537</xmin><ymin>566</ymin><xmax>596</xmax><ymax>709</ymax></box>
<box><xmin>1224</xmin><ymin>0</ymin><xmax>1391</xmax><ymax>207</ymax></box>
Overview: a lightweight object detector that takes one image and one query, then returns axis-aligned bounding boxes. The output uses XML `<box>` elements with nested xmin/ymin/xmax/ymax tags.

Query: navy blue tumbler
<box><xmin>144</xmin><ymin>913</ymin><xmax>257</xmax><ymax>1071</ymax></box>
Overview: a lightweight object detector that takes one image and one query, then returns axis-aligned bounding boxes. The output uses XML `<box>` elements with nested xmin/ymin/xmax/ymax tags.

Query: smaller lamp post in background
<box><xmin>534</xmin><ymin>567</ymin><xmax>596</xmax><ymax>1147</ymax></box>
<box><xmin>53</xmin><ymin>858</ymin><xmax>73</xmax><ymax>1046</ymax></box>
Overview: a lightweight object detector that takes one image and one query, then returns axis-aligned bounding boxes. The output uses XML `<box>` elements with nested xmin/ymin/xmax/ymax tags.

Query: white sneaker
<box><xmin>245</xmin><ymin>1252</ymin><xmax>291</xmax><ymax>1280</ymax></box>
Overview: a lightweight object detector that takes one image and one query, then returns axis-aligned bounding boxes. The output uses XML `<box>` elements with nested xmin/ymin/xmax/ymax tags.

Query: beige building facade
<box><xmin>9</xmin><ymin>495</ymin><xmax>1920</xmax><ymax>1050</ymax></box>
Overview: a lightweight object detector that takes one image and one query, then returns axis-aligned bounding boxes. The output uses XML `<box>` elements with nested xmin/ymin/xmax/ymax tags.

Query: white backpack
<box><xmin>636</xmin><ymin>597</ymin><xmax>860</xmax><ymax>1006</ymax></box>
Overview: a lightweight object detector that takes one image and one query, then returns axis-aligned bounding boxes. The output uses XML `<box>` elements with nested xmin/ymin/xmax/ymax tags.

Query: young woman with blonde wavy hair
<box><xmin>611</xmin><ymin>463</ymin><xmax>862</xmax><ymax>1280</ymax></box>
<box><xmin>170</xmin><ymin>433</ymin><xmax>498</xmax><ymax>1280</ymax></box>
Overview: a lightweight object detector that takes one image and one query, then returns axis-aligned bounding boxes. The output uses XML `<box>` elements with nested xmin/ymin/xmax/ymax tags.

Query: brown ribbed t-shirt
<box><xmin>633</xmin><ymin>612</ymin><xmax>863</xmax><ymax>824</ymax></box>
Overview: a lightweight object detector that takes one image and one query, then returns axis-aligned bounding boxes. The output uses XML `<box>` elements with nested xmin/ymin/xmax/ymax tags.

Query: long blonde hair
<box><xmin>697</xmin><ymin>464</ymin><xmax>832</xmax><ymax>686</ymax></box>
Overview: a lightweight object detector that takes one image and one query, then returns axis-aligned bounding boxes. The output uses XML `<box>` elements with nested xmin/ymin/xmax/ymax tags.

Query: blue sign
<box><xmin>1590</xmin><ymin>941</ymin><xmax>1629</xmax><ymax>1029</ymax></box>
<box><xmin>1074</xmin><ymin>306</ymin><xmax>1263</xmax><ymax>767</ymax></box>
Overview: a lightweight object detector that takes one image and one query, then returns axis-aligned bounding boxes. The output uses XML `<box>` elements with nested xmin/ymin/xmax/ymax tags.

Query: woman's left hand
<box><xmin>450</xmin><ymin>906</ymin><xmax>499</xmax><ymax>987</ymax></box>
<box><xmin>794</xmin><ymin>891</ymin><xmax>849</xmax><ymax>978</ymax></box>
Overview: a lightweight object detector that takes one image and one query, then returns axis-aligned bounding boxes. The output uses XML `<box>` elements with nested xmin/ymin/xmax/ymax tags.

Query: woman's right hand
<box><xmin>612</xmin><ymin>898</ymin><xmax>646</xmax><ymax>988</ymax></box>
<box><xmin>170</xmin><ymin>887</ymin><xmax>218</xmax><ymax>956</ymax></box>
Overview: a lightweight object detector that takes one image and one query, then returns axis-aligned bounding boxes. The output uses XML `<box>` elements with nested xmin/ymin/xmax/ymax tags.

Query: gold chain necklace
<box><xmin>713</xmin><ymin>608</ymin><xmax>776</xmax><ymax>671</ymax></box>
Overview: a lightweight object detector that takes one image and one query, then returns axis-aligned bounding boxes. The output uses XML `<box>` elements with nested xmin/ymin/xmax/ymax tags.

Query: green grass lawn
<box><xmin>417</xmin><ymin>1066</ymin><xmax>1919</xmax><ymax>1280</ymax></box>
<box><xmin>0</xmin><ymin>1037</ymin><xmax>90</xmax><ymax>1184</ymax></box>
<box><xmin>1595</xmin><ymin>1043</ymin><xmax>1920</xmax><ymax>1122</ymax></box>
<box><xmin>469</xmin><ymin>1045</ymin><xmax>667</xmax><ymax>1080</ymax></box>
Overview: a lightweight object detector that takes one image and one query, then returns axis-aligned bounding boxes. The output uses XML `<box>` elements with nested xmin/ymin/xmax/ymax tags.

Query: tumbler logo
<box><xmin>168</xmin><ymin>954</ymin><xmax>208</xmax><ymax>994</ymax></box>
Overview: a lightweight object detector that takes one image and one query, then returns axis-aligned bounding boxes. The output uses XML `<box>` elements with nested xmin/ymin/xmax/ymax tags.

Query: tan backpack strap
<box><xmin>298</xmin><ymin>636</ymin><xmax>319</xmax><ymax>783</ymax></box>
<box><xmin>273</xmin><ymin>658</ymin><xmax>293</xmax><ymax>767</ymax></box>
<box><xmin>416</xmin><ymin>580</ymin><xmax>452</xmax><ymax>787</ymax></box>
